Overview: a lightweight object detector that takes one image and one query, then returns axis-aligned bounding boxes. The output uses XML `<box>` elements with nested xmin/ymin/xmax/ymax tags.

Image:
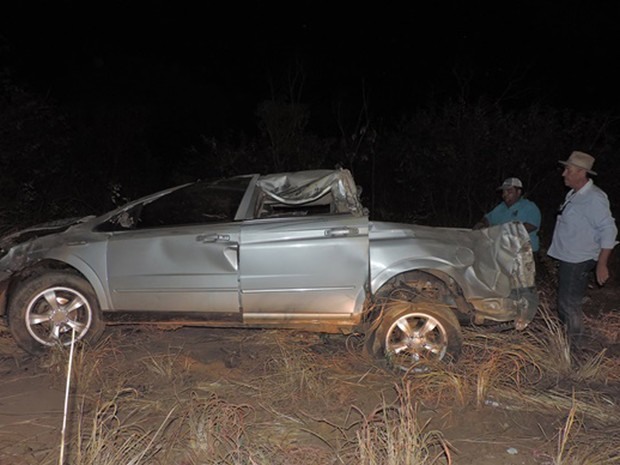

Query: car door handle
<box><xmin>324</xmin><ymin>227</ymin><xmax>357</xmax><ymax>237</ymax></box>
<box><xmin>196</xmin><ymin>233</ymin><xmax>231</xmax><ymax>243</ymax></box>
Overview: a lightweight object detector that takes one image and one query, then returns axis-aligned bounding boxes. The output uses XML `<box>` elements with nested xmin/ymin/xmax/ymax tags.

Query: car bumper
<box><xmin>469</xmin><ymin>287</ymin><xmax>539</xmax><ymax>327</ymax></box>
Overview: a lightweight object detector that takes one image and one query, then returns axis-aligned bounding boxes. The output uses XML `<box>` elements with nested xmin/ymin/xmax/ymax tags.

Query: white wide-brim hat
<box><xmin>559</xmin><ymin>151</ymin><xmax>597</xmax><ymax>175</ymax></box>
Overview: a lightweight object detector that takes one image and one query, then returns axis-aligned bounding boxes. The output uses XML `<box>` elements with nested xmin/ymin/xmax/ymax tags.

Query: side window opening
<box><xmin>257</xmin><ymin>192</ymin><xmax>334</xmax><ymax>218</ymax></box>
<box><xmin>98</xmin><ymin>178</ymin><xmax>251</xmax><ymax>231</ymax></box>
<box><xmin>137</xmin><ymin>183</ymin><xmax>246</xmax><ymax>228</ymax></box>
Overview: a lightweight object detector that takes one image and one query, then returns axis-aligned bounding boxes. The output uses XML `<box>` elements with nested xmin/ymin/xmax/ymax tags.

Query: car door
<box><xmin>104</xmin><ymin>178</ymin><xmax>251</xmax><ymax>314</ymax></box>
<box><xmin>106</xmin><ymin>224</ymin><xmax>240</xmax><ymax>313</ymax></box>
<box><xmin>239</xmin><ymin>214</ymin><xmax>369</xmax><ymax>316</ymax></box>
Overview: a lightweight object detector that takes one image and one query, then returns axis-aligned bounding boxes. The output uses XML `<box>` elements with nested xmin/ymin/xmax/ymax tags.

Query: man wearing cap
<box><xmin>548</xmin><ymin>151</ymin><xmax>617</xmax><ymax>344</ymax></box>
<box><xmin>475</xmin><ymin>177</ymin><xmax>542</xmax><ymax>253</ymax></box>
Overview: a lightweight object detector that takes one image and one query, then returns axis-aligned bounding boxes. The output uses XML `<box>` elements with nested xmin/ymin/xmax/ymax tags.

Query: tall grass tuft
<box><xmin>353</xmin><ymin>382</ymin><xmax>452</xmax><ymax>465</ymax></box>
<box><xmin>176</xmin><ymin>392</ymin><xmax>254</xmax><ymax>465</ymax></box>
<box><xmin>545</xmin><ymin>393</ymin><xmax>620</xmax><ymax>465</ymax></box>
<box><xmin>140</xmin><ymin>345</ymin><xmax>194</xmax><ymax>384</ymax></box>
<box><xmin>71</xmin><ymin>394</ymin><xmax>175</xmax><ymax>465</ymax></box>
<box><xmin>258</xmin><ymin>336</ymin><xmax>329</xmax><ymax>403</ymax></box>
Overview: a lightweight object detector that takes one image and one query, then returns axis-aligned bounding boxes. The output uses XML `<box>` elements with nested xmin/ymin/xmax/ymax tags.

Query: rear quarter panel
<box><xmin>368</xmin><ymin>222</ymin><xmax>529</xmax><ymax>300</ymax></box>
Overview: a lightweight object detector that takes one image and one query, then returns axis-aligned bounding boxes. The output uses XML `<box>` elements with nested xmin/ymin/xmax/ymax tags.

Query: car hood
<box><xmin>0</xmin><ymin>216</ymin><xmax>94</xmax><ymax>254</ymax></box>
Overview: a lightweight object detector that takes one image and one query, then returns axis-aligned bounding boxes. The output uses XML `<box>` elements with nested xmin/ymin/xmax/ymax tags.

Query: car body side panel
<box><xmin>0</xmin><ymin>228</ymin><xmax>113</xmax><ymax>312</ymax></box>
<box><xmin>368</xmin><ymin>221</ymin><xmax>537</xmax><ymax>324</ymax></box>
<box><xmin>369</xmin><ymin>222</ymin><xmax>531</xmax><ymax>298</ymax></box>
<box><xmin>106</xmin><ymin>224</ymin><xmax>241</xmax><ymax>312</ymax></box>
<box><xmin>239</xmin><ymin>215</ymin><xmax>369</xmax><ymax>316</ymax></box>
<box><xmin>44</xmin><ymin>242</ymin><xmax>112</xmax><ymax>310</ymax></box>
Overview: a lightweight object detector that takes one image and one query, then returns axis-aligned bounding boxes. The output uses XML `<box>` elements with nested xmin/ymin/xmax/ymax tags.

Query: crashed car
<box><xmin>0</xmin><ymin>169</ymin><xmax>538</xmax><ymax>369</ymax></box>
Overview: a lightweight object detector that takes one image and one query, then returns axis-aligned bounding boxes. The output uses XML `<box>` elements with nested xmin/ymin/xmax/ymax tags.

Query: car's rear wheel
<box><xmin>374</xmin><ymin>301</ymin><xmax>462</xmax><ymax>371</ymax></box>
<box><xmin>8</xmin><ymin>272</ymin><xmax>105</xmax><ymax>354</ymax></box>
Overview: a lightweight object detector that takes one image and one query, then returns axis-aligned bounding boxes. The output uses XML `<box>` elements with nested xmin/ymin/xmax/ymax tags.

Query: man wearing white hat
<box><xmin>548</xmin><ymin>151</ymin><xmax>618</xmax><ymax>344</ymax></box>
<box><xmin>474</xmin><ymin>177</ymin><xmax>541</xmax><ymax>253</ymax></box>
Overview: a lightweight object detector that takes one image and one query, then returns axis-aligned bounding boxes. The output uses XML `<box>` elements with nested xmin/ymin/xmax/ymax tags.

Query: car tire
<box><xmin>375</xmin><ymin>301</ymin><xmax>462</xmax><ymax>371</ymax></box>
<box><xmin>8</xmin><ymin>272</ymin><xmax>105</xmax><ymax>354</ymax></box>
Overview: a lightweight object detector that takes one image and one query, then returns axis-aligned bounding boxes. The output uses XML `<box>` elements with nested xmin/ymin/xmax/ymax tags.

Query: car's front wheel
<box><xmin>374</xmin><ymin>301</ymin><xmax>462</xmax><ymax>371</ymax></box>
<box><xmin>8</xmin><ymin>272</ymin><xmax>105</xmax><ymax>354</ymax></box>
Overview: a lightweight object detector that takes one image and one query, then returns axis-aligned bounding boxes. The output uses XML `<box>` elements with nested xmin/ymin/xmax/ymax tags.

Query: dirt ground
<box><xmin>1</xmin><ymin>281</ymin><xmax>619</xmax><ymax>465</ymax></box>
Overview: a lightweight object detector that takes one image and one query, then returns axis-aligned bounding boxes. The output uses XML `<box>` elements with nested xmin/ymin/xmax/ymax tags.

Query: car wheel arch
<box><xmin>372</xmin><ymin>269</ymin><xmax>470</xmax><ymax>312</ymax></box>
<box><xmin>5</xmin><ymin>260</ymin><xmax>110</xmax><ymax>317</ymax></box>
<box><xmin>363</xmin><ymin>269</ymin><xmax>469</xmax><ymax>364</ymax></box>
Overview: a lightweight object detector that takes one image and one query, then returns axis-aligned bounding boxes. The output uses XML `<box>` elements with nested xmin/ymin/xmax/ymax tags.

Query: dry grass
<box><xmin>4</xmin><ymin>297</ymin><xmax>620</xmax><ymax>465</ymax></box>
<box><xmin>172</xmin><ymin>392</ymin><xmax>254</xmax><ymax>464</ymax></box>
<box><xmin>0</xmin><ymin>322</ymin><xmax>17</xmax><ymax>356</ymax></box>
<box><xmin>34</xmin><ymin>328</ymin><xmax>455</xmax><ymax>465</ymax></box>
<box><xmin>243</xmin><ymin>334</ymin><xmax>335</xmax><ymax>405</ymax></box>
<box><xmin>456</xmin><ymin>312</ymin><xmax>620</xmax><ymax>426</ymax></box>
<box><xmin>0</xmin><ymin>323</ymin><xmax>31</xmax><ymax>374</ymax></box>
<box><xmin>586</xmin><ymin>310</ymin><xmax>620</xmax><ymax>345</ymax></box>
<box><xmin>461</xmin><ymin>329</ymin><xmax>543</xmax><ymax>404</ymax></box>
<box><xmin>139</xmin><ymin>345</ymin><xmax>195</xmax><ymax>385</ymax></box>
<box><xmin>69</xmin><ymin>395</ymin><xmax>176</xmax><ymax>465</ymax></box>
<box><xmin>36</xmin><ymin>335</ymin><xmax>141</xmax><ymax>402</ymax></box>
<box><xmin>543</xmin><ymin>394</ymin><xmax>620</xmax><ymax>465</ymax></box>
<box><xmin>388</xmin><ymin>362</ymin><xmax>470</xmax><ymax>409</ymax></box>
<box><xmin>350</xmin><ymin>382</ymin><xmax>452</xmax><ymax>465</ymax></box>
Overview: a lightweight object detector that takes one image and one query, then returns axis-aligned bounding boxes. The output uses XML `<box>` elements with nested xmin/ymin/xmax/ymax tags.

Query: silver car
<box><xmin>0</xmin><ymin>169</ymin><xmax>538</xmax><ymax>369</ymax></box>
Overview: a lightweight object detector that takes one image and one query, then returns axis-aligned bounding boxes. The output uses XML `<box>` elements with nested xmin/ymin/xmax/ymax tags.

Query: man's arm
<box><xmin>590</xmin><ymin>193</ymin><xmax>617</xmax><ymax>286</ymax></box>
<box><xmin>521</xmin><ymin>201</ymin><xmax>541</xmax><ymax>234</ymax></box>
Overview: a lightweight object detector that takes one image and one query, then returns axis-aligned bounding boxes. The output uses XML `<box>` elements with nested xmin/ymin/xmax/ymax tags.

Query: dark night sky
<box><xmin>3</xmin><ymin>1</ymin><xmax>620</xmax><ymax>137</ymax></box>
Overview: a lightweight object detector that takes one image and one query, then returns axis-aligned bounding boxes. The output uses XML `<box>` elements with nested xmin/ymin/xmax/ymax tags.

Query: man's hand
<box><xmin>596</xmin><ymin>262</ymin><xmax>609</xmax><ymax>286</ymax></box>
<box><xmin>596</xmin><ymin>248</ymin><xmax>613</xmax><ymax>286</ymax></box>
